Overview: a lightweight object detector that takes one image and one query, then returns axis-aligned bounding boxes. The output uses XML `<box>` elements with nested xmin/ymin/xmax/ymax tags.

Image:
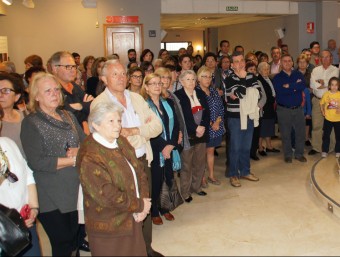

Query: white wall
<box><xmin>298</xmin><ymin>2</ymin><xmax>317</xmax><ymax>52</ymax></box>
<box><xmin>163</xmin><ymin>30</ymin><xmax>204</xmax><ymax>55</ymax></box>
<box><xmin>0</xmin><ymin>0</ymin><xmax>161</xmax><ymax>73</ymax></box>
<box><xmin>217</xmin><ymin>15</ymin><xmax>299</xmax><ymax>58</ymax></box>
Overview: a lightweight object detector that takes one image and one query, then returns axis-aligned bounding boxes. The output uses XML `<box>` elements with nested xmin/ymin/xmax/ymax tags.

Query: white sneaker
<box><xmin>321</xmin><ymin>152</ymin><xmax>328</xmax><ymax>158</ymax></box>
<box><xmin>336</xmin><ymin>153</ymin><xmax>340</xmax><ymax>158</ymax></box>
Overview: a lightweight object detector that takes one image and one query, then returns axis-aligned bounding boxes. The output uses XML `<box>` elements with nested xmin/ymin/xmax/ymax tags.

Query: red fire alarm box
<box><xmin>307</xmin><ymin>22</ymin><xmax>314</xmax><ymax>34</ymax></box>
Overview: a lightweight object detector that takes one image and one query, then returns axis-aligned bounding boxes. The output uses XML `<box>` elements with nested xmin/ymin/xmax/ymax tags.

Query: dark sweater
<box><xmin>175</xmin><ymin>87</ymin><xmax>210</xmax><ymax>145</ymax></box>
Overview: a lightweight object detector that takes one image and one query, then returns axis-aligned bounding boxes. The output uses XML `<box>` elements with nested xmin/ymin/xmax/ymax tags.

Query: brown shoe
<box><xmin>163</xmin><ymin>212</ymin><xmax>175</xmax><ymax>221</ymax></box>
<box><xmin>152</xmin><ymin>216</ymin><xmax>163</xmax><ymax>225</ymax></box>
<box><xmin>230</xmin><ymin>176</ymin><xmax>241</xmax><ymax>187</ymax></box>
<box><xmin>240</xmin><ymin>173</ymin><xmax>259</xmax><ymax>182</ymax></box>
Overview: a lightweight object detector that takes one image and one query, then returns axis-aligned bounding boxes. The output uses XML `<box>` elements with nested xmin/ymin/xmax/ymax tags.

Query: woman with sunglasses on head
<box><xmin>20</xmin><ymin>72</ymin><xmax>86</xmax><ymax>256</ymax></box>
<box><xmin>0</xmin><ymin>104</ymin><xmax>41</xmax><ymax>256</ymax></box>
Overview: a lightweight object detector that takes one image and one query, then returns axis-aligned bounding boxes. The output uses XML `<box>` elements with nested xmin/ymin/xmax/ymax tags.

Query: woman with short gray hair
<box><xmin>257</xmin><ymin>62</ymin><xmax>280</xmax><ymax>156</ymax></box>
<box><xmin>174</xmin><ymin>70</ymin><xmax>210</xmax><ymax>203</ymax></box>
<box><xmin>78</xmin><ymin>102</ymin><xmax>151</xmax><ymax>256</ymax></box>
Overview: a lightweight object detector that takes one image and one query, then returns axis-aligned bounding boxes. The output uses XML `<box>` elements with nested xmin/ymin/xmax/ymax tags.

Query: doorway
<box><xmin>104</xmin><ymin>24</ymin><xmax>143</xmax><ymax>67</ymax></box>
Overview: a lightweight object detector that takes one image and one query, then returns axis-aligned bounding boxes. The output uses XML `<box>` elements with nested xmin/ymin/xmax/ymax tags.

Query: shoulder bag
<box><xmin>158</xmin><ymin>170</ymin><xmax>184</xmax><ymax>212</ymax></box>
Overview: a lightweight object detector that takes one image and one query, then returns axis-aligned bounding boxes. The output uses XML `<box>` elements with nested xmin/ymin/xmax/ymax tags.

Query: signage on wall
<box><xmin>307</xmin><ymin>22</ymin><xmax>314</xmax><ymax>34</ymax></box>
<box><xmin>106</xmin><ymin>16</ymin><xmax>139</xmax><ymax>24</ymax></box>
<box><xmin>226</xmin><ymin>6</ymin><xmax>239</xmax><ymax>11</ymax></box>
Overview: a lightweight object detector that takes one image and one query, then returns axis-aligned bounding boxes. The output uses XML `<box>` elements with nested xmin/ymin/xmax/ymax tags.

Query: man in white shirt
<box><xmin>269</xmin><ymin>46</ymin><xmax>281</xmax><ymax>78</ymax></box>
<box><xmin>309</xmin><ymin>50</ymin><xmax>339</xmax><ymax>155</ymax></box>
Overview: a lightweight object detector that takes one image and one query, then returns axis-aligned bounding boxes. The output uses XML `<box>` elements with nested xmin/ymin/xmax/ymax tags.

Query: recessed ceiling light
<box><xmin>2</xmin><ymin>0</ymin><xmax>13</xmax><ymax>5</ymax></box>
<box><xmin>22</xmin><ymin>0</ymin><xmax>35</xmax><ymax>8</ymax></box>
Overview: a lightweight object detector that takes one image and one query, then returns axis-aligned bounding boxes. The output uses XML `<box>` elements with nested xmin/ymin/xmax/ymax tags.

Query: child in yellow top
<box><xmin>320</xmin><ymin>77</ymin><xmax>340</xmax><ymax>158</ymax></box>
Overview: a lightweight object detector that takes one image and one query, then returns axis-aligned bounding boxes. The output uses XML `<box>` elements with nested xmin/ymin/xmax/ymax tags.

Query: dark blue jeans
<box><xmin>227</xmin><ymin>117</ymin><xmax>254</xmax><ymax>177</ymax></box>
<box><xmin>322</xmin><ymin>119</ymin><xmax>340</xmax><ymax>153</ymax></box>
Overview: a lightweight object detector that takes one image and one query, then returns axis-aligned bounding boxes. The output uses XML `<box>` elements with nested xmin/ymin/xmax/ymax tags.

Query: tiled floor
<box><xmin>38</xmin><ymin>139</ymin><xmax>340</xmax><ymax>256</ymax></box>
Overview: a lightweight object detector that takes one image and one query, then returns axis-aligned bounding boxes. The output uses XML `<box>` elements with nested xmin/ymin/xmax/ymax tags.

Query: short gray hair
<box><xmin>88</xmin><ymin>102</ymin><xmax>124</xmax><ymax>133</ymax></box>
<box><xmin>101</xmin><ymin>59</ymin><xmax>122</xmax><ymax>77</ymax></box>
<box><xmin>179</xmin><ymin>69</ymin><xmax>196</xmax><ymax>82</ymax></box>
<box><xmin>257</xmin><ymin>61</ymin><xmax>270</xmax><ymax>74</ymax></box>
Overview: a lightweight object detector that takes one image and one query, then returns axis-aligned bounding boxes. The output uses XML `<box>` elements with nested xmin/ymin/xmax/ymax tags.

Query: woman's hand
<box><xmin>177</xmin><ymin>131</ymin><xmax>183</xmax><ymax>145</ymax></box>
<box><xmin>162</xmin><ymin>145</ymin><xmax>174</xmax><ymax>159</ymax></box>
<box><xmin>25</xmin><ymin>208</ymin><xmax>38</xmax><ymax>228</ymax></box>
<box><xmin>142</xmin><ymin>198</ymin><xmax>151</xmax><ymax>214</ymax></box>
<box><xmin>83</xmin><ymin>94</ymin><xmax>94</xmax><ymax>102</ymax></box>
<box><xmin>196</xmin><ymin>125</ymin><xmax>205</xmax><ymax>138</ymax></box>
<box><xmin>66</xmin><ymin>147</ymin><xmax>79</xmax><ymax>158</ymax></box>
<box><xmin>69</xmin><ymin>103</ymin><xmax>83</xmax><ymax>111</ymax></box>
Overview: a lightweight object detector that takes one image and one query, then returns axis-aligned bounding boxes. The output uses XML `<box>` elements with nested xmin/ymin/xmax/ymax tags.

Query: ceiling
<box><xmin>161</xmin><ymin>13</ymin><xmax>285</xmax><ymax>30</ymax></box>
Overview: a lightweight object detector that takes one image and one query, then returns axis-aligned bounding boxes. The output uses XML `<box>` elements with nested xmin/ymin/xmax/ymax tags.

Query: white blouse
<box><xmin>0</xmin><ymin>137</ymin><xmax>35</xmax><ymax>212</ymax></box>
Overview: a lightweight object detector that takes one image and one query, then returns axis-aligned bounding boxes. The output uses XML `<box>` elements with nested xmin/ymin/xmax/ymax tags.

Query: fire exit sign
<box><xmin>226</xmin><ymin>6</ymin><xmax>238</xmax><ymax>11</ymax></box>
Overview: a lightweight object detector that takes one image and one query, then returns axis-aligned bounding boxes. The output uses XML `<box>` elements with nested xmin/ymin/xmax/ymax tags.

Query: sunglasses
<box><xmin>4</xmin><ymin>168</ymin><xmax>18</xmax><ymax>183</ymax></box>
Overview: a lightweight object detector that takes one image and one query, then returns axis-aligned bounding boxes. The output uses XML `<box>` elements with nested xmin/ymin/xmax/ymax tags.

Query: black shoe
<box><xmin>305</xmin><ymin>140</ymin><xmax>311</xmax><ymax>146</ymax></box>
<box><xmin>185</xmin><ymin>196</ymin><xmax>193</xmax><ymax>203</ymax></box>
<box><xmin>147</xmin><ymin>249</ymin><xmax>164</xmax><ymax>257</ymax></box>
<box><xmin>78</xmin><ymin>240</ymin><xmax>90</xmax><ymax>252</ymax></box>
<box><xmin>284</xmin><ymin>157</ymin><xmax>292</xmax><ymax>163</ymax></box>
<box><xmin>251</xmin><ymin>155</ymin><xmax>260</xmax><ymax>161</ymax></box>
<box><xmin>258</xmin><ymin>150</ymin><xmax>267</xmax><ymax>156</ymax></box>
<box><xmin>266</xmin><ymin>148</ymin><xmax>280</xmax><ymax>153</ymax></box>
<box><xmin>295</xmin><ymin>156</ymin><xmax>307</xmax><ymax>162</ymax></box>
<box><xmin>308</xmin><ymin>149</ymin><xmax>319</xmax><ymax>155</ymax></box>
<box><xmin>196</xmin><ymin>191</ymin><xmax>207</xmax><ymax>196</ymax></box>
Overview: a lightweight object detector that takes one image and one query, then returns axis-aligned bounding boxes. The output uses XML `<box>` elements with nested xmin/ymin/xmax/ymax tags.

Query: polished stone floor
<box><xmin>38</xmin><ymin>138</ymin><xmax>340</xmax><ymax>256</ymax></box>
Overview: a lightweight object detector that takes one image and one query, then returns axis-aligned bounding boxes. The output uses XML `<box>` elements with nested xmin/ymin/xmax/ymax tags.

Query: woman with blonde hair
<box><xmin>21</xmin><ymin>72</ymin><xmax>86</xmax><ymax>256</ymax></box>
<box><xmin>140</xmin><ymin>73</ymin><xmax>181</xmax><ymax>225</ymax></box>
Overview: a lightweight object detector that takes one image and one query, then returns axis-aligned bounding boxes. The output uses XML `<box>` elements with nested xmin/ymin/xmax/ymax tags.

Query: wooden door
<box><xmin>104</xmin><ymin>24</ymin><xmax>143</xmax><ymax>67</ymax></box>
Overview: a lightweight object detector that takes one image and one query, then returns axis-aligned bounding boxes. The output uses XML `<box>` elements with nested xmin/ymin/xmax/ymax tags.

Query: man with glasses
<box><xmin>309</xmin><ymin>41</ymin><xmax>321</xmax><ymax>67</ymax></box>
<box><xmin>50</xmin><ymin>51</ymin><xmax>93</xmax><ymax>135</ymax></box>
<box><xmin>308</xmin><ymin>50</ymin><xmax>339</xmax><ymax>156</ymax></box>
<box><xmin>91</xmin><ymin>60</ymin><xmax>163</xmax><ymax>257</ymax></box>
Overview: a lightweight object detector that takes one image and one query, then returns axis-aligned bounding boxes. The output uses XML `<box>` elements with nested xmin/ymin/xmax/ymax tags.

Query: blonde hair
<box><xmin>140</xmin><ymin>73</ymin><xmax>166</xmax><ymax>100</ymax></box>
<box><xmin>28</xmin><ymin>72</ymin><xmax>63</xmax><ymax>112</ymax></box>
<box><xmin>197</xmin><ymin>66</ymin><xmax>211</xmax><ymax>79</ymax></box>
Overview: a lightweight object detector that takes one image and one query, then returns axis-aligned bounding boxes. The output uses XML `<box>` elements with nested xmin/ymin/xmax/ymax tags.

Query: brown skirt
<box><xmin>88</xmin><ymin>220</ymin><xmax>147</xmax><ymax>256</ymax></box>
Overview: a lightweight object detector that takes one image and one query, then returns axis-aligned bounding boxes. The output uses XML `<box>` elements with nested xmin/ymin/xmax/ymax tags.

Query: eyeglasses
<box><xmin>44</xmin><ymin>87</ymin><xmax>61</xmax><ymax>96</ymax></box>
<box><xmin>201</xmin><ymin>75</ymin><xmax>212</xmax><ymax>79</ymax></box>
<box><xmin>0</xmin><ymin>88</ymin><xmax>15</xmax><ymax>95</ymax></box>
<box><xmin>55</xmin><ymin>64</ymin><xmax>77</xmax><ymax>70</ymax></box>
<box><xmin>4</xmin><ymin>168</ymin><xmax>18</xmax><ymax>183</ymax></box>
<box><xmin>147</xmin><ymin>82</ymin><xmax>163</xmax><ymax>87</ymax></box>
<box><xmin>160</xmin><ymin>76</ymin><xmax>171</xmax><ymax>80</ymax></box>
<box><xmin>131</xmin><ymin>75</ymin><xmax>143</xmax><ymax>79</ymax></box>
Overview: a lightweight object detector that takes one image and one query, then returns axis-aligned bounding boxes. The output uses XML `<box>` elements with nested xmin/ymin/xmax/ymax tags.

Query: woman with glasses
<box><xmin>141</xmin><ymin>73</ymin><xmax>180</xmax><ymax>225</ymax></box>
<box><xmin>127</xmin><ymin>67</ymin><xmax>144</xmax><ymax>94</ymax></box>
<box><xmin>21</xmin><ymin>72</ymin><xmax>86</xmax><ymax>256</ymax></box>
<box><xmin>197</xmin><ymin>66</ymin><xmax>224</xmax><ymax>187</ymax></box>
<box><xmin>0</xmin><ymin>73</ymin><xmax>26</xmax><ymax>157</ymax></box>
<box><xmin>0</xmin><ymin>103</ymin><xmax>41</xmax><ymax>256</ymax></box>
<box><xmin>174</xmin><ymin>70</ymin><xmax>210</xmax><ymax>203</ymax></box>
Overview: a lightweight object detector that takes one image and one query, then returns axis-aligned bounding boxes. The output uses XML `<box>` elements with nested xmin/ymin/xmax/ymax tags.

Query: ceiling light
<box><xmin>22</xmin><ymin>0</ymin><xmax>35</xmax><ymax>8</ymax></box>
<box><xmin>2</xmin><ymin>0</ymin><xmax>13</xmax><ymax>5</ymax></box>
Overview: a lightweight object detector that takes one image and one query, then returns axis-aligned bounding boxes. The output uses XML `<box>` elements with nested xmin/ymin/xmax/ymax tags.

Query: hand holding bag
<box><xmin>158</xmin><ymin>170</ymin><xmax>184</xmax><ymax>212</ymax></box>
<box><xmin>0</xmin><ymin>204</ymin><xmax>30</xmax><ymax>256</ymax></box>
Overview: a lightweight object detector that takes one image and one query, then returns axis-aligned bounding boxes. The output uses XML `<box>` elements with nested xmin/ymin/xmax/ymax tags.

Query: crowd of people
<box><xmin>0</xmin><ymin>37</ymin><xmax>340</xmax><ymax>256</ymax></box>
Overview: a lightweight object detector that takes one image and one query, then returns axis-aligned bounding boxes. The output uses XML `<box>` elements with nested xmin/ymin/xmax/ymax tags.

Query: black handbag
<box><xmin>158</xmin><ymin>171</ymin><xmax>184</xmax><ymax>212</ymax></box>
<box><xmin>0</xmin><ymin>204</ymin><xmax>30</xmax><ymax>256</ymax></box>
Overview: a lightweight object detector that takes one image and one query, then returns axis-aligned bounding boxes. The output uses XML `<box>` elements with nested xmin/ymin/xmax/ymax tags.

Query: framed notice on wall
<box><xmin>0</xmin><ymin>36</ymin><xmax>8</xmax><ymax>62</ymax></box>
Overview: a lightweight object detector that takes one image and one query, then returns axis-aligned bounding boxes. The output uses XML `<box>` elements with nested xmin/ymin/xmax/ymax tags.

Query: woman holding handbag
<box><xmin>141</xmin><ymin>73</ymin><xmax>181</xmax><ymax>225</ymax></box>
<box><xmin>21</xmin><ymin>72</ymin><xmax>86</xmax><ymax>256</ymax></box>
<box><xmin>0</xmin><ymin>104</ymin><xmax>41</xmax><ymax>256</ymax></box>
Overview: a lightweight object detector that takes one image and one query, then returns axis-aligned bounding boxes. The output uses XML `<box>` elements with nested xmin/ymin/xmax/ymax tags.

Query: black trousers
<box><xmin>38</xmin><ymin>210</ymin><xmax>79</xmax><ymax>256</ymax></box>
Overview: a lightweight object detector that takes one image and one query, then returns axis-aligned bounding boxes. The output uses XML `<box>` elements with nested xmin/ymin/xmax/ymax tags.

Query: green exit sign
<box><xmin>226</xmin><ymin>6</ymin><xmax>238</xmax><ymax>11</ymax></box>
